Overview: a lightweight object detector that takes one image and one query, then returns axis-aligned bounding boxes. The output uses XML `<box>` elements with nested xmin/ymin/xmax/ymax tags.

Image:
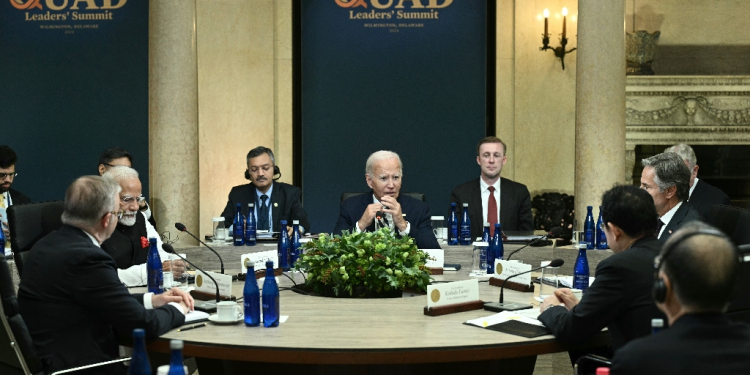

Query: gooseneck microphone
<box><xmin>484</xmin><ymin>258</ymin><xmax>564</xmax><ymax>312</ymax></box>
<box><xmin>174</xmin><ymin>222</ymin><xmax>225</xmax><ymax>274</ymax></box>
<box><xmin>163</xmin><ymin>243</ymin><xmax>220</xmax><ymax>313</ymax></box>
<box><xmin>506</xmin><ymin>227</ymin><xmax>564</xmax><ymax>261</ymax></box>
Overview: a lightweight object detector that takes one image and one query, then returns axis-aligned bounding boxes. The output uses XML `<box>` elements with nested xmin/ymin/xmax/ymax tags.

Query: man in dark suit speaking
<box><xmin>333</xmin><ymin>150</ymin><xmax>440</xmax><ymax>249</ymax></box>
<box><xmin>221</xmin><ymin>146</ymin><xmax>310</xmax><ymax>234</ymax></box>
<box><xmin>664</xmin><ymin>143</ymin><xmax>731</xmax><ymax>220</ymax></box>
<box><xmin>611</xmin><ymin>222</ymin><xmax>750</xmax><ymax>374</ymax></box>
<box><xmin>18</xmin><ymin>176</ymin><xmax>192</xmax><ymax>375</ymax></box>
<box><xmin>450</xmin><ymin>137</ymin><xmax>533</xmax><ymax>240</ymax></box>
<box><xmin>640</xmin><ymin>152</ymin><xmax>702</xmax><ymax>242</ymax></box>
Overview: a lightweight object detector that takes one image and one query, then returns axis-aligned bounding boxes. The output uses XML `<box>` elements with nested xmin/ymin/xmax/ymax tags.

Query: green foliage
<box><xmin>295</xmin><ymin>228</ymin><xmax>433</xmax><ymax>297</ymax></box>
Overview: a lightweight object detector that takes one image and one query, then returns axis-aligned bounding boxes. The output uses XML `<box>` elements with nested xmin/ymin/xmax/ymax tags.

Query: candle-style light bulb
<box><xmin>543</xmin><ymin>9</ymin><xmax>549</xmax><ymax>36</ymax></box>
<box><xmin>561</xmin><ymin>7</ymin><xmax>568</xmax><ymax>16</ymax></box>
<box><xmin>562</xmin><ymin>7</ymin><xmax>568</xmax><ymax>40</ymax></box>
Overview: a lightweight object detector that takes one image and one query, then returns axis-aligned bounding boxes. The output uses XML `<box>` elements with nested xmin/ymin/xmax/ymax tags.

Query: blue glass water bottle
<box><xmin>482</xmin><ymin>222</ymin><xmax>491</xmax><ymax>243</ymax></box>
<box><xmin>573</xmin><ymin>242</ymin><xmax>590</xmax><ymax>292</ymax></box>
<box><xmin>167</xmin><ymin>340</ymin><xmax>186</xmax><ymax>375</ymax></box>
<box><xmin>128</xmin><ymin>329</ymin><xmax>151</xmax><ymax>375</ymax></box>
<box><xmin>146</xmin><ymin>238</ymin><xmax>163</xmax><ymax>294</ymax></box>
<box><xmin>584</xmin><ymin>206</ymin><xmax>595</xmax><ymax>249</ymax></box>
<box><xmin>262</xmin><ymin>261</ymin><xmax>280</xmax><ymax>327</ymax></box>
<box><xmin>291</xmin><ymin>220</ymin><xmax>302</xmax><ymax>267</ymax></box>
<box><xmin>493</xmin><ymin>223</ymin><xmax>504</xmax><ymax>261</ymax></box>
<box><xmin>459</xmin><ymin>203</ymin><xmax>471</xmax><ymax>245</ymax></box>
<box><xmin>243</xmin><ymin>261</ymin><xmax>261</xmax><ymax>327</ymax></box>
<box><xmin>245</xmin><ymin>203</ymin><xmax>256</xmax><ymax>246</ymax></box>
<box><xmin>0</xmin><ymin>223</ymin><xmax>5</xmax><ymax>252</ymax></box>
<box><xmin>596</xmin><ymin>206</ymin><xmax>608</xmax><ymax>249</ymax></box>
<box><xmin>233</xmin><ymin>203</ymin><xmax>245</xmax><ymax>246</ymax></box>
<box><xmin>278</xmin><ymin>220</ymin><xmax>290</xmax><ymax>270</ymax></box>
<box><xmin>448</xmin><ymin>203</ymin><xmax>459</xmax><ymax>245</ymax></box>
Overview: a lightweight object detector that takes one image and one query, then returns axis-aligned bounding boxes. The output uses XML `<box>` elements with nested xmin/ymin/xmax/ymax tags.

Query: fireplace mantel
<box><xmin>625</xmin><ymin>76</ymin><xmax>750</xmax><ymax>182</ymax></box>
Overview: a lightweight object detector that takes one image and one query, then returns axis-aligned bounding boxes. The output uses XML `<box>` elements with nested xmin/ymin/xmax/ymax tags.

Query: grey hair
<box><xmin>664</xmin><ymin>143</ymin><xmax>697</xmax><ymax>169</ymax></box>
<box><xmin>365</xmin><ymin>150</ymin><xmax>403</xmax><ymax>176</ymax></box>
<box><xmin>246</xmin><ymin>146</ymin><xmax>275</xmax><ymax>165</ymax></box>
<box><xmin>642</xmin><ymin>152</ymin><xmax>691</xmax><ymax>201</ymax></box>
<box><xmin>102</xmin><ymin>165</ymin><xmax>139</xmax><ymax>182</ymax></box>
<box><xmin>62</xmin><ymin>176</ymin><xmax>122</xmax><ymax>229</ymax></box>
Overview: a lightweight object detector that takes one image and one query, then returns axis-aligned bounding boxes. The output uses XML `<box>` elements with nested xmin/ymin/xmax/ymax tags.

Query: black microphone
<box><xmin>484</xmin><ymin>258</ymin><xmax>564</xmax><ymax>312</ymax></box>
<box><xmin>174</xmin><ymin>222</ymin><xmax>225</xmax><ymax>274</ymax></box>
<box><xmin>163</xmin><ymin>243</ymin><xmax>221</xmax><ymax>313</ymax></box>
<box><xmin>506</xmin><ymin>227</ymin><xmax>564</xmax><ymax>261</ymax></box>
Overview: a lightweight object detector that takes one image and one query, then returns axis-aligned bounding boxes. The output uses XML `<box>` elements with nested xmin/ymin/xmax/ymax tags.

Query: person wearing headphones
<box><xmin>220</xmin><ymin>146</ymin><xmax>310</xmax><ymax>234</ymax></box>
<box><xmin>611</xmin><ymin>222</ymin><xmax>750</xmax><ymax>374</ymax></box>
<box><xmin>538</xmin><ymin>185</ymin><xmax>666</xmax><ymax>359</ymax></box>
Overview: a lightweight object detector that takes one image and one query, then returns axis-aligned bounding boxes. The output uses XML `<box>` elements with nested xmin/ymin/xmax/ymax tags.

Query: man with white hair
<box><xmin>101</xmin><ymin>166</ymin><xmax>183</xmax><ymax>286</ymax></box>
<box><xmin>664</xmin><ymin>143</ymin><xmax>730</xmax><ymax>220</ymax></box>
<box><xmin>333</xmin><ymin>150</ymin><xmax>440</xmax><ymax>249</ymax></box>
<box><xmin>18</xmin><ymin>176</ymin><xmax>192</xmax><ymax>375</ymax></box>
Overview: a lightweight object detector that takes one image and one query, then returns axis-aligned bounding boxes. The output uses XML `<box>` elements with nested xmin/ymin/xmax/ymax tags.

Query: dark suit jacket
<box><xmin>611</xmin><ymin>314</ymin><xmax>750</xmax><ymax>375</ymax></box>
<box><xmin>450</xmin><ymin>177</ymin><xmax>533</xmax><ymax>240</ymax></box>
<box><xmin>333</xmin><ymin>192</ymin><xmax>440</xmax><ymax>249</ymax></box>
<box><xmin>688</xmin><ymin>179</ymin><xmax>730</xmax><ymax>220</ymax></box>
<box><xmin>659</xmin><ymin>202</ymin><xmax>703</xmax><ymax>242</ymax></box>
<box><xmin>538</xmin><ymin>236</ymin><xmax>666</xmax><ymax>352</ymax></box>
<box><xmin>221</xmin><ymin>182</ymin><xmax>310</xmax><ymax>232</ymax></box>
<box><xmin>8</xmin><ymin>187</ymin><xmax>31</xmax><ymax>205</ymax></box>
<box><xmin>18</xmin><ymin>225</ymin><xmax>185</xmax><ymax>375</ymax></box>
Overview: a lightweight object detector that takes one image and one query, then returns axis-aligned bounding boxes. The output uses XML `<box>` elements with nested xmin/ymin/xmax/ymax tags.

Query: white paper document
<box><xmin>184</xmin><ymin>310</ymin><xmax>210</xmax><ymax>324</ymax></box>
<box><xmin>465</xmin><ymin>309</ymin><xmax>545</xmax><ymax>328</ymax></box>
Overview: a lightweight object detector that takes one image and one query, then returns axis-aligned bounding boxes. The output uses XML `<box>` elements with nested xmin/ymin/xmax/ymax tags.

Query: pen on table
<box><xmin>178</xmin><ymin>323</ymin><xmax>206</xmax><ymax>332</ymax></box>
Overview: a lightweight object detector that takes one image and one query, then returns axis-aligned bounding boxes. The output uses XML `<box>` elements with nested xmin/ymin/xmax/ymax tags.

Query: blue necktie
<box><xmin>258</xmin><ymin>195</ymin><xmax>270</xmax><ymax>231</ymax></box>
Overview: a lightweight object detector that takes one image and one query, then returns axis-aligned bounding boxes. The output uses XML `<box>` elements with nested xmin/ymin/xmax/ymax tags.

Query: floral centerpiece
<box><xmin>294</xmin><ymin>228</ymin><xmax>432</xmax><ymax>298</ymax></box>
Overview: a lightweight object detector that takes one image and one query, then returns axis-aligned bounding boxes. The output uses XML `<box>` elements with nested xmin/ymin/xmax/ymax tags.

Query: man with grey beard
<box><xmin>101</xmin><ymin>166</ymin><xmax>184</xmax><ymax>286</ymax></box>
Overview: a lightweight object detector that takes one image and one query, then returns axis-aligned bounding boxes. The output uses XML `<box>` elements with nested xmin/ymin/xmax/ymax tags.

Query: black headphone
<box><xmin>244</xmin><ymin>166</ymin><xmax>281</xmax><ymax>181</ymax></box>
<box><xmin>652</xmin><ymin>227</ymin><xmax>728</xmax><ymax>303</ymax></box>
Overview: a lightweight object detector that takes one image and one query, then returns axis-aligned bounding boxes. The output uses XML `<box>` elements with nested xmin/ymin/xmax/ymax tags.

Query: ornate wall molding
<box><xmin>626</xmin><ymin>76</ymin><xmax>750</xmax><ymax>183</ymax></box>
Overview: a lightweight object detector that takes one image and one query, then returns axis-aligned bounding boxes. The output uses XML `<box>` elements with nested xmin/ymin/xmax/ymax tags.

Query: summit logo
<box><xmin>336</xmin><ymin>0</ymin><xmax>452</xmax><ymax>9</ymax></box>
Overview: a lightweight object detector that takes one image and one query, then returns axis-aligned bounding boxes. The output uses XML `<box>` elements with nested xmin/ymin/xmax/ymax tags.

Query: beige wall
<box><xmin>196</xmin><ymin>0</ymin><xmax>293</xmax><ymax>237</ymax></box>
<box><xmin>501</xmin><ymin>0</ymin><xmax>578</xmax><ymax>198</ymax></box>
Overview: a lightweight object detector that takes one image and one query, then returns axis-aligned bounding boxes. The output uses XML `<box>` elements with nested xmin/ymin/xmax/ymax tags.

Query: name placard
<box><xmin>240</xmin><ymin>250</ymin><xmax>279</xmax><ymax>273</ymax></box>
<box><xmin>423</xmin><ymin>249</ymin><xmax>444</xmax><ymax>268</ymax></box>
<box><xmin>194</xmin><ymin>270</ymin><xmax>232</xmax><ymax>297</ymax></box>
<box><xmin>495</xmin><ymin>260</ymin><xmax>532</xmax><ymax>285</ymax></box>
<box><xmin>426</xmin><ymin>279</ymin><xmax>479</xmax><ymax>308</ymax></box>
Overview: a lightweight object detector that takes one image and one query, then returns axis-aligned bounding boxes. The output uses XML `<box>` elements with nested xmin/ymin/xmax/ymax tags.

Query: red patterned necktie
<box><xmin>488</xmin><ymin>186</ymin><xmax>498</xmax><ymax>237</ymax></box>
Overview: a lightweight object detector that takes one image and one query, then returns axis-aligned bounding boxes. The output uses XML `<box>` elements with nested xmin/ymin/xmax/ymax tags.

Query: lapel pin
<box><xmin>274</xmin><ymin>203</ymin><xmax>278</xmax><ymax>207</ymax></box>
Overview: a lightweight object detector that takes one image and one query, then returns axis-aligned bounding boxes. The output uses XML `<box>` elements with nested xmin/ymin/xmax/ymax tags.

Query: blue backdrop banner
<box><xmin>0</xmin><ymin>0</ymin><xmax>149</xmax><ymax>204</ymax></box>
<box><xmin>301</xmin><ymin>0</ymin><xmax>488</xmax><ymax>233</ymax></box>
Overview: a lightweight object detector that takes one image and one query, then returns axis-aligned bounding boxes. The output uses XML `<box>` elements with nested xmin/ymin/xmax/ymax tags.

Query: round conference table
<box><xmin>145</xmin><ymin>242</ymin><xmax>613</xmax><ymax>375</ymax></box>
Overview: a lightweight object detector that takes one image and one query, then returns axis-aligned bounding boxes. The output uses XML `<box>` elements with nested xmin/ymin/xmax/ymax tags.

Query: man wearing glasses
<box><xmin>221</xmin><ymin>146</ymin><xmax>310</xmax><ymax>235</ymax></box>
<box><xmin>101</xmin><ymin>166</ymin><xmax>184</xmax><ymax>286</ymax></box>
<box><xmin>97</xmin><ymin>147</ymin><xmax>156</xmax><ymax>228</ymax></box>
<box><xmin>1</xmin><ymin>145</ymin><xmax>30</xmax><ymax>256</ymax></box>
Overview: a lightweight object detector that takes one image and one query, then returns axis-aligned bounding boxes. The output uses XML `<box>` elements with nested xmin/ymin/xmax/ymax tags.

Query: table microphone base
<box><xmin>194</xmin><ymin>300</ymin><xmax>217</xmax><ymax>313</ymax></box>
<box><xmin>483</xmin><ymin>302</ymin><xmax>533</xmax><ymax>312</ymax></box>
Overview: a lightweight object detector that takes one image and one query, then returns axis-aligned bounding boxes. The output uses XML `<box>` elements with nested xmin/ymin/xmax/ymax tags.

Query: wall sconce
<box><xmin>540</xmin><ymin>7</ymin><xmax>577</xmax><ymax>70</ymax></box>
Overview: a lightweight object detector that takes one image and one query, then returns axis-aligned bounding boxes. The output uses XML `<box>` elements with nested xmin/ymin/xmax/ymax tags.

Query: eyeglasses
<box><xmin>120</xmin><ymin>195</ymin><xmax>145</xmax><ymax>205</ymax></box>
<box><xmin>0</xmin><ymin>172</ymin><xmax>17</xmax><ymax>180</ymax></box>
